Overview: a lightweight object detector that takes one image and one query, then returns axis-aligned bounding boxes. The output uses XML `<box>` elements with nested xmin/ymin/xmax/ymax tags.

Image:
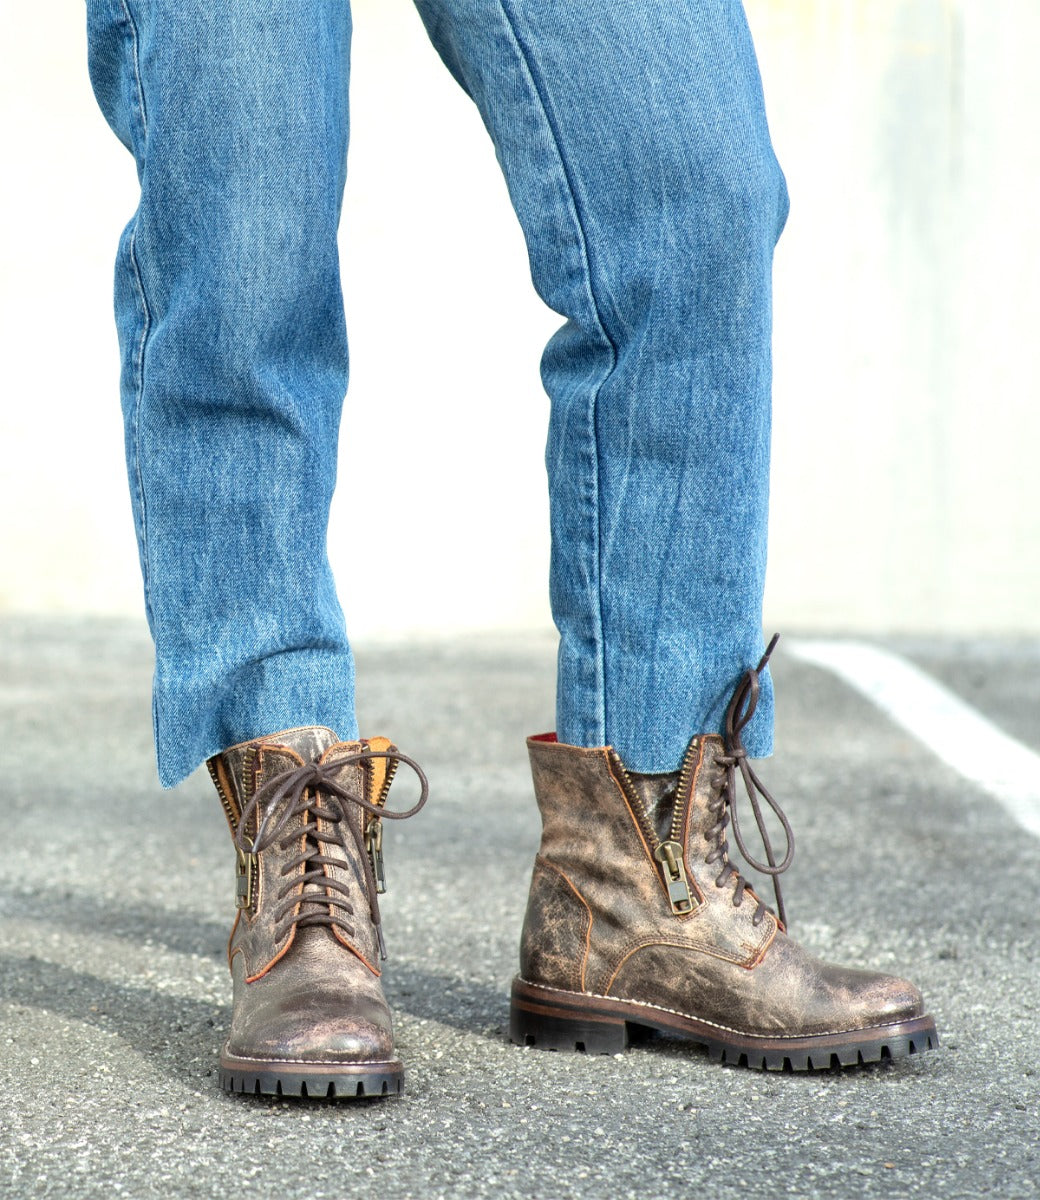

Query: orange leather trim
<box><xmin>603</xmin><ymin>750</ymin><xmax>656</xmax><ymax>868</ymax></box>
<box><xmin>541</xmin><ymin>858</ymin><xmax>594</xmax><ymax>994</ymax></box>
<box><xmin>243</xmin><ymin>925</ymin><xmax>297</xmax><ymax>984</ymax></box>
<box><xmin>364</xmin><ymin>735</ymin><xmax>393</xmax><ymax>805</ymax></box>
<box><xmin>333</xmin><ymin>926</ymin><xmax>381</xmax><ymax>976</ymax></box>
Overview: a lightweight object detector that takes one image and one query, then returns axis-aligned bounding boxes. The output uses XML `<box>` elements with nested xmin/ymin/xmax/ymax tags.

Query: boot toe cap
<box><xmin>859</xmin><ymin>972</ymin><xmax>925</xmax><ymax>1026</ymax></box>
<box><xmin>228</xmin><ymin>1008</ymin><xmax>395</xmax><ymax>1065</ymax></box>
<box><xmin>227</xmin><ymin>960</ymin><xmax>397</xmax><ymax>1065</ymax></box>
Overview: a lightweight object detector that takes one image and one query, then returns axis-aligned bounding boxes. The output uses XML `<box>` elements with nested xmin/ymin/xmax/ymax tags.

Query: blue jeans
<box><xmin>86</xmin><ymin>0</ymin><xmax>788</xmax><ymax>788</ymax></box>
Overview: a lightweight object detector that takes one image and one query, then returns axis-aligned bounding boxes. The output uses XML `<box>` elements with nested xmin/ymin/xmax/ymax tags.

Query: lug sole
<box><xmin>219</xmin><ymin>1050</ymin><xmax>404</xmax><ymax>1099</ymax></box>
<box><xmin>510</xmin><ymin>978</ymin><xmax>939</xmax><ymax>1071</ymax></box>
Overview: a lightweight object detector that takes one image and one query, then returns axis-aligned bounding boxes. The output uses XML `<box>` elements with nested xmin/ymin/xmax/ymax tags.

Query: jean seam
<box><xmin>117</xmin><ymin>0</ymin><xmax>153</xmax><ymax>628</ymax></box>
<box><xmin>118</xmin><ymin>0</ymin><xmax>160</xmax><ymax>765</ymax></box>
<box><xmin>497</xmin><ymin>0</ymin><xmax>616</xmax><ymax>746</ymax></box>
<box><xmin>117</xmin><ymin>0</ymin><xmax>148</xmax><ymax>140</ymax></box>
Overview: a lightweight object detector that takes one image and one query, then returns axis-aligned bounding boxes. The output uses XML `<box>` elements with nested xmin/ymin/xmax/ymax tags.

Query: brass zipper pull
<box><xmin>366</xmin><ymin>817</ymin><xmax>386</xmax><ymax>894</ymax></box>
<box><xmin>654</xmin><ymin>840</ymin><xmax>693</xmax><ymax>914</ymax></box>
<box><xmin>235</xmin><ymin>847</ymin><xmax>256</xmax><ymax>910</ymax></box>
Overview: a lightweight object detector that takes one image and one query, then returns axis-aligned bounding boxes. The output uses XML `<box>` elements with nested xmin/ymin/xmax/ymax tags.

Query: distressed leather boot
<box><xmin>207</xmin><ymin>726</ymin><xmax>427</xmax><ymax>1098</ymax></box>
<box><xmin>511</xmin><ymin>644</ymin><xmax>938</xmax><ymax>1071</ymax></box>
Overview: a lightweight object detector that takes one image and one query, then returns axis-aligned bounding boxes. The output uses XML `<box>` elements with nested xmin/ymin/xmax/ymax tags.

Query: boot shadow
<box><xmin>0</xmin><ymin>885</ymin><xmax>227</xmax><ymax>960</ymax></box>
<box><xmin>382</xmin><ymin>960</ymin><xmax>511</xmax><ymax>1039</ymax></box>
<box><xmin>0</xmin><ymin>885</ymin><xmax>514</xmax><ymax>1074</ymax></box>
<box><xmin>0</xmin><ymin>952</ymin><xmax>228</xmax><ymax>1086</ymax></box>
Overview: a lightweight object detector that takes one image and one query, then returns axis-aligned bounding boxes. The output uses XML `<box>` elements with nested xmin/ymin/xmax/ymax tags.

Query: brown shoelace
<box><xmin>234</xmin><ymin>749</ymin><xmax>429</xmax><ymax>959</ymax></box>
<box><xmin>709</xmin><ymin>634</ymin><xmax>795</xmax><ymax>928</ymax></box>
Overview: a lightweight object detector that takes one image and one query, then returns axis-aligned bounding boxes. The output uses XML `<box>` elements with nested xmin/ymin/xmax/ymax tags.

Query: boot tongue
<box><xmin>239</xmin><ymin>728</ymin><xmax>349</xmax><ymax>923</ymax></box>
<box><xmin>218</xmin><ymin>726</ymin><xmax>341</xmax><ymax>814</ymax></box>
<box><xmin>683</xmin><ymin>736</ymin><xmax>728</xmax><ymax>843</ymax></box>
<box><xmin>631</xmin><ymin>737</ymin><xmax>728</xmax><ymax>851</ymax></box>
<box><xmin>627</xmin><ymin>771</ymin><xmax>681</xmax><ymax>844</ymax></box>
<box><xmin>256</xmin><ymin>725</ymin><xmax>341</xmax><ymax>764</ymax></box>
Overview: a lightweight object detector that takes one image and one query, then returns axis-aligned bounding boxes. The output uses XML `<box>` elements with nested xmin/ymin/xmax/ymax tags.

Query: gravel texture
<box><xmin>0</xmin><ymin>617</ymin><xmax>1036</xmax><ymax>1199</ymax></box>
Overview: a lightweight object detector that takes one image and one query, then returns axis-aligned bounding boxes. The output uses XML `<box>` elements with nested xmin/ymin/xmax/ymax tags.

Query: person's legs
<box><xmin>416</xmin><ymin>0</ymin><xmax>938</xmax><ymax>1068</ymax></box>
<box><xmin>87</xmin><ymin>0</ymin><xmax>357</xmax><ymax>789</ymax></box>
<box><xmin>87</xmin><ymin>0</ymin><xmax>433</xmax><ymax>1101</ymax></box>
<box><xmin>415</xmin><ymin>0</ymin><xmax>787</xmax><ymax>771</ymax></box>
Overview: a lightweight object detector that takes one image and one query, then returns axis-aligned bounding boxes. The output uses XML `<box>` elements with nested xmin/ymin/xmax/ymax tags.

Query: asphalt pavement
<box><xmin>0</xmin><ymin>617</ymin><xmax>1037</xmax><ymax>1199</ymax></box>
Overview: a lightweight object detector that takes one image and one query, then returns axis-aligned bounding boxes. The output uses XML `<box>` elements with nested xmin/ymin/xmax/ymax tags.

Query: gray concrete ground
<box><xmin>0</xmin><ymin>617</ymin><xmax>1037</xmax><ymax>1199</ymax></box>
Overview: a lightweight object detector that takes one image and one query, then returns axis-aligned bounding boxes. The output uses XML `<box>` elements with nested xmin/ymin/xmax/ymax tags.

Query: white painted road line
<box><xmin>788</xmin><ymin>639</ymin><xmax>1040</xmax><ymax>840</ymax></box>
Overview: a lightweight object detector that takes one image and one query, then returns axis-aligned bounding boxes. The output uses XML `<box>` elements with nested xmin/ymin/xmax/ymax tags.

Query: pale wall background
<box><xmin>2</xmin><ymin>0</ymin><xmax>1038</xmax><ymax>636</ymax></box>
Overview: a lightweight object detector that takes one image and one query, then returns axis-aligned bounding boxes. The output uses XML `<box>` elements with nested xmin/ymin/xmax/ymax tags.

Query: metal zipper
<box><xmin>363</xmin><ymin>747</ymin><xmax>400</xmax><ymax>895</ymax></box>
<box><xmin>656</xmin><ymin>737</ymin><xmax>705</xmax><ymax>914</ymax></box>
<box><xmin>206</xmin><ymin>758</ymin><xmax>240</xmax><ymax>833</ymax></box>
<box><xmin>612</xmin><ymin>749</ymin><xmax>695</xmax><ymax>916</ymax></box>
<box><xmin>668</xmin><ymin>737</ymin><xmax>701</xmax><ymax>845</ymax></box>
<box><xmin>207</xmin><ymin>757</ymin><xmax>259</xmax><ymax>911</ymax></box>
<box><xmin>611</xmin><ymin>752</ymin><xmax>663</xmax><ymax>857</ymax></box>
<box><xmin>653</xmin><ymin>841</ymin><xmax>694</xmax><ymax>914</ymax></box>
<box><xmin>374</xmin><ymin>754</ymin><xmax>399</xmax><ymax>808</ymax></box>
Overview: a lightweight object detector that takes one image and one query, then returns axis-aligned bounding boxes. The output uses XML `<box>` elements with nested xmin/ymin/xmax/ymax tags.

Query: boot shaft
<box><xmin>208</xmin><ymin>728</ymin><xmax>399</xmax><ymax>979</ymax></box>
<box><xmin>521</xmin><ymin>734</ymin><xmax>776</xmax><ymax>995</ymax></box>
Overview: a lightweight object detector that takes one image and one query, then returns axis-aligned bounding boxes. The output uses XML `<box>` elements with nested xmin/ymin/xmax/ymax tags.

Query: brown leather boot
<box><xmin>207</xmin><ymin>726</ymin><xmax>427</xmax><ymax>1098</ymax></box>
<box><xmin>510</xmin><ymin>649</ymin><xmax>938</xmax><ymax>1072</ymax></box>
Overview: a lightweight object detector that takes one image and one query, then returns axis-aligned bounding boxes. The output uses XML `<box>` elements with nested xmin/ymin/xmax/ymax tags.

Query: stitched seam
<box><xmin>117</xmin><ymin>0</ymin><xmax>148</xmax><ymax>138</ymax></box>
<box><xmin>604</xmin><ymin>937</ymin><xmax>755</xmax><ymax>996</ymax></box>
<box><xmin>749</xmin><ymin>919</ymin><xmax>777</xmax><ymax>964</ymax></box>
<box><xmin>330</xmin><ymin>933</ymin><xmax>381</xmax><ymax>977</ymax></box>
<box><xmin>243</xmin><ymin>925</ymin><xmax>296</xmax><ymax>984</ymax></box>
<box><xmin>537</xmin><ymin>858</ymin><xmax>593</xmax><ymax>993</ymax></box>
<box><xmin>222</xmin><ymin>1048</ymin><xmax>398</xmax><ymax>1067</ymax></box>
<box><xmin>497</xmin><ymin>1</ymin><xmax>617</xmax><ymax>745</ymax></box>
<box><xmin>116</xmin><ymin>1</ymin><xmax>156</xmax><ymax>638</ymax></box>
<box><xmin>603</xmin><ymin>753</ymin><xmax>658</xmax><ymax>878</ymax></box>
<box><xmin>226</xmin><ymin>911</ymin><xmax>241</xmax><ymax>967</ymax></box>
<box><xmin>516</xmin><ymin>979</ymin><xmax>901</xmax><ymax>1041</ymax></box>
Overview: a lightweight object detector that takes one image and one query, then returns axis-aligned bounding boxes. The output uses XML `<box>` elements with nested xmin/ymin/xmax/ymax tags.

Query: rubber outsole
<box><xmin>219</xmin><ymin>1052</ymin><xmax>404</xmax><ymax>1099</ymax></box>
<box><xmin>509</xmin><ymin>978</ymin><xmax>939</xmax><ymax>1072</ymax></box>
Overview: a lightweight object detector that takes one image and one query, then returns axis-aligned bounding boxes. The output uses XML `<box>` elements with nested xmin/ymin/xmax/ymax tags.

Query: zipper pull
<box><xmin>235</xmin><ymin>847</ymin><xmax>256</xmax><ymax>910</ymax></box>
<box><xmin>654</xmin><ymin>841</ymin><xmax>694</xmax><ymax>914</ymax></box>
<box><xmin>366</xmin><ymin>817</ymin><xmax>386</xmax><ymax>894</ymax></box>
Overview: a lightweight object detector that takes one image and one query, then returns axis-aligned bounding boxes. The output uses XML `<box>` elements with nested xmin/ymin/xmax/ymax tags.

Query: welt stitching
<box><xmin>519</xmin><ymin>979</ymin><xmax>895</xmax><ymax>1042</ymax></box>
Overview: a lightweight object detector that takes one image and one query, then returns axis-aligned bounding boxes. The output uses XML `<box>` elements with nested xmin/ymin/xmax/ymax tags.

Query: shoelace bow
<box><xmin>233</xmin><ymin>749</ymin><xmax>429</xmax><ymax>960</ymax></box>
<box><xmin>709</xmin><ymin>633</ymin><xmax>795</xmax><ymax>929</ymax></box>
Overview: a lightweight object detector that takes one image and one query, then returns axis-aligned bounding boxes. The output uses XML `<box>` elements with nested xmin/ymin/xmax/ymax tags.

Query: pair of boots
<box><xmin>208</xmin><ymin>659</ymin><xmax>937</xmax><ymax>1098</ymax></box>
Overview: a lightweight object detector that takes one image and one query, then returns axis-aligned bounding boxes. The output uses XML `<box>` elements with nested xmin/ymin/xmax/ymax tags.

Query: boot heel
<box><xmin>510</xmin><ymin>987</ymin><xmax>630</xmax><ymax>1054</ymax></box>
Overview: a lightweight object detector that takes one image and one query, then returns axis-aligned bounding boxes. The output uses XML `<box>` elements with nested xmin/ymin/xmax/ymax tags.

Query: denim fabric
<box><xmin>86</xmin><ymin>0</ymin><xmax>788</xmax><ymax>787</ymax></box>
<box><xmin>87</xmin><ymin>0</ymin><xmax>359</xmax><ymax>788</ymax></box>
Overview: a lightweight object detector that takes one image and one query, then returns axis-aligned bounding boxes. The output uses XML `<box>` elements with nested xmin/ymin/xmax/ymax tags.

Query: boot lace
<box><xmin>233</xmin><ymin>749</ymin><xmax>428</xmax><ymax>959</ymax></box>
<box><xmin>707</xmin><ymin>634</ymin><xmax>795</xmax><ymax>929</ymax></box>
